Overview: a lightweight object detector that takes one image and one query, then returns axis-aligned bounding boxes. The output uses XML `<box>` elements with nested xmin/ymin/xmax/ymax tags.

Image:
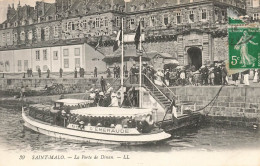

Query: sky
<box><xmin>0</xmin><ymin>0</ymin><xmax>55</xmax><ymax>23</ymax></box>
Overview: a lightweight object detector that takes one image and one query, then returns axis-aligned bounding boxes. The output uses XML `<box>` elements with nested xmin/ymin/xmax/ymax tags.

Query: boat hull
<box><xmin>22</xmin><ymin>110</ymin><xmax>171</xmax><ymax>145</ymax></box>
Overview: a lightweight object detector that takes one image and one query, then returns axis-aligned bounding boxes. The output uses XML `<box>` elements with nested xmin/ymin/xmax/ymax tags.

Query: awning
<box><xmin>55</xmin><ymin>99</ymin><xmax>93</xmax><ymax>106</ymax></box>
<box><xmin>70</xmin><ymin>107</ymin><xmax>152</xmax><ymax>117</ymax></box>
<box><xmin>103</xmin><ymin>48</ymin><xmax>151</xmax><ymax>63</ymax></box>
<box><xmin>164</xmin><ymin>59</ymin><xmax>179</xmax><ymax>64</ymax></box>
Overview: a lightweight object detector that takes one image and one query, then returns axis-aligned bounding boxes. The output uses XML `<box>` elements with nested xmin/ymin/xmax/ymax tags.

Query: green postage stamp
<box><xmin>229</xmin><ymin>27</ymin><xmax>260</xmax><ymax>69</ymax></box>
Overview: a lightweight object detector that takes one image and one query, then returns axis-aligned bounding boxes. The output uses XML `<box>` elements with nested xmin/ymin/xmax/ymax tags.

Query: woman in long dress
<box><xmin>253</xmin><ymin>69</ymin><xmax>258</xmax><ymax>83</ymax></box>
<box><xmin>235</xmin><ymin>31</ymin><xmax>258</xmax><ymax>67</ymax></box>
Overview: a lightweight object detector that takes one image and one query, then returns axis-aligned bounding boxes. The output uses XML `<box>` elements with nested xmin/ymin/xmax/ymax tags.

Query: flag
<box><xmin>95</xmin><ymin>36</ymin><xmax>103</xmax><ymax>50</ymax></box>
<box><xmin>134</xmin><ymin>22</ymin><xmax>141</xmax><ymax>49</ymax></box>
<box><xmin>113</xmin><ymin>26</ymin><xmax>122</xmax><ymax>52</ymax></box>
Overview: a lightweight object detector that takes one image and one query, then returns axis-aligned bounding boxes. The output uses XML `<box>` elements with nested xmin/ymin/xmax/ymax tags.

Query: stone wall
<box><xmin>170</xmin><ymin>86</ymin><xmax>260</xmax><ymax>126</ymax></box>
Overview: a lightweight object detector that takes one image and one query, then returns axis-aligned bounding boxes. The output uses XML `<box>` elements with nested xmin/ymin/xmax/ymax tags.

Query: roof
<box><xmin>103</xmin><ymin>48</ymin><xmax>151</xmax><ymax>62</ymax></box>
<box><xmin>70</xmin><ymin>107</ymin><xmax>152</xmax><ymax>117</ymax></box>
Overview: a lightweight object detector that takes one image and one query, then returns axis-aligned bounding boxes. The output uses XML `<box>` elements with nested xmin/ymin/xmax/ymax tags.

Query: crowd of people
<box><xmin>127</xmin><ymin>62</ymin><xmax>260</xmax><ymax>87</ymax></box>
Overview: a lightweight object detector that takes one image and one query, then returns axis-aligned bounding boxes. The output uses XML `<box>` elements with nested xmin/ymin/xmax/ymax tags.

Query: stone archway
<box><xmin>187</xmin><ymin>47</ymin><xmax>202</xmax><ymax>70</ymax></box>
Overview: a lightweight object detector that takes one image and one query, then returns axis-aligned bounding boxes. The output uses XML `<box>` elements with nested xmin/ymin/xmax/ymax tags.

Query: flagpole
<box><xmin>121</xmin><ymin>17</ymin><xmax>124</xmax><ymax>105</ymax></box>
<box><xmin>139</xmin><ymin>23</ymin><xmax>142</xmax><ymax>108</ymax></box>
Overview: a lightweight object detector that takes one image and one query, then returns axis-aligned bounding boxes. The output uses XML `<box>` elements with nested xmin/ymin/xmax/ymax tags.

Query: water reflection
<box><xmin>0</xmin><ymin>107</ymin><xmax>259</xmax><ymax>153</ymax></box>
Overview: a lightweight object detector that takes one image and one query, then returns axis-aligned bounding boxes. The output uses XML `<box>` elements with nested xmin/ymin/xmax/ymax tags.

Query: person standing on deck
<box><xmin>27</xmin><ymin>68</ymin><xmax>30</xmax><ymax>78</ymax></box>
<box><xmin>59</xmin><ymin>68</ymin><xmax>63</xmax><ymax>78</ymax></box>
<box><xmin>106</xmin><ymin>68</ymin><xmax>111</xmax><ymax>78</ymax></box>
<box><xmin>47</xmin><ymin>68</ymin><xmax>50</xmax><ymax>78</ymax></box>
<box><xmin>113</xmin><ymin>65</ymin><xmax>117</xmax><ymax>78</ymax></box>
<box><xmin>100</xmin><ymin>76</ymin><xmax>106</xmax><ymax>92</ymax></box>
<box><xmin>74</xmin><ymin>68</ymin><xmax>77</xmax><ymax>78</ymax></box>
<box><xmin>164</xmin><ymin>69</ymin><xmax>170</xmax><ymax>86</ymax></box>
<box><xmin>109</xmin><ymin>92</ymin><xmax>119</xmax><ymax>107</ymax></box>
<box><xmin>232</xmin><ymin>73</ymin><xmax>239</xmax><ymax>86</ymax></box>
<box><xmin>94</xmin><ymin>67</ymin><xmax>97</xmax><ymax>77</ymax></box>
<box><xmin>38</xmin><ymin>68</ymin><xmax>41</xmax><ymax>78</ymax></box>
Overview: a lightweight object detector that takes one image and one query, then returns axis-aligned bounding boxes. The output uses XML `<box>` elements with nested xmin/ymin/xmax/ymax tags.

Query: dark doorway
<box><xmin>187</xmin><ymin>47</ymin><xmax>202</xmax><ymax>70</ymax></box>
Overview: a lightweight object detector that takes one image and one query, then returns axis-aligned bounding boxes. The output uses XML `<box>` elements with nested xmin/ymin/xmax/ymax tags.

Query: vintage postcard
<box><xmin>0</xmin><ymin>0</ymin><xmax>260</xmax><ymax>166</ymax></box>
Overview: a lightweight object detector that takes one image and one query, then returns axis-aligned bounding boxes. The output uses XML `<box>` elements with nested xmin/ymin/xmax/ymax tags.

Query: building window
<box><xmin>75</xmin><ymin>58</ymin><xmax>80</xmax><ymax>68</ymax></box>
<box><xmin>6</xmin><ymin>32</ymin><xmax>10</xmax><ymax>42</ymax></box>
<box><xmin>252</xmin><ymin>0</ymin><xmax>260</xmax><ymax>7</ymax></box>
<box><xmin>104</xmin><ymin>17</ymin><xmax>108</xmax><ymax>27</ymax></box>
<box><xmin>63</xmin><ymin>49</ymin><xmax>69</xmax><ymax>57</ymax></box>
<box><xmin>2</xmin><ymin>33</ymin><xmax>5</xmax><ymax>42</ymax></box>
<box><xmin>116</xmin><ymin>16</ymin><xmax>120</xmax><ymax>27</ymax></box>
<box><xmin>222</xmin><ymin>10</ymin><xmax>226</xmax><ymax>19</ymax></box>
<box><xmin>28</xmin><ymin>31</ymin><xmax>33</xmax><ymax>40</ymax></box>
<box><xmin>36</xmin><ymin>50</ymin><xmax>40</xmax><ymax>61</ymax></box>
<box><xmin>130</xmin><ymin>18</ymin><xmax>135</xmax><ymax>30</ymax></box>
<box><xmin>189</xmin><ymin>10</ymin><xmax>195</xmax><ymax>23</ymax></box>
<box><xmin>0</xmin><ymin>61</ymin><xmax>3</xmax><ymax>72</ymax></box>
<box><xmin>43</xmin><ymin>50</ymin><xmax>47</xmax><ymax>60</ymax></box>
<box><xmin>36</xmin><ymin>28</ymin><xmax>41</xmax><ymax>40</ymax></box>
<box><xmin>44</xmin><ymin>27</ymin><xmax>49</xmax><ymax>40</ymax></box>
<box><xmin>5</xmin><ymin>61</ymin><xmax>10</xmax><ymax>72</ymax></box>
<box><xmin>53</xmin><ymin>51</ymin><xmax>58</xmax><ymax>60</ymax></box>
<box><xmin>96</xmin><ymin>18</ymin><xmax>100</xmax><ymax>28</ymax></box>
<box><xmin>13</xmin><ymin>33</ymin><xmax>17</xmax><ymax>42</ymax></box>
<box><xmin>20</xmin><ymin>31</ymin><xmax>25</xmax><ymax>41</ymax></box>
<box><xmin>201</xmin><ymin>9</ymin><xmax>207</xmax><ymax>20</ymax></box>
<box><xmin>253</xmin><ymin>13</ymin><xmax>259</xmax><ymax>20</ymax></box>
<box><xmin>83</xmin><ymin>20</ymin><xmax>87</xmax><ymax>29</ymax></box>
<box><xmin>72</xmin><ymin>22</ymin><xmax>75</xmax><ymax>30</ymax></box>
<box><xmin>140</xmin><ymin>17</ymin><xmax>145</xmax><ymax>28</ymax></box>
<box><xmin>54</xmin><ymin>26</ymin><xmax>59</xmax><ymax>37</ymax></box>
<box><xmin>176</xmin><ymin>12</ymin><xmax>182</xmax><ymax>24</ymax></box>
<box><xmin>75</xmin><ymin>48</ymin><xmax>80</xmax><ymax>56</ymax></box>
<box><xmin>24</xmin><ymin>60</ymin><xmax>28</xmax><ymax>71</ymax></box>
<box><xmin>67</xmin><ymin>22</ymin><xmax>72</xmax><ymax>31</ymax></box>
<box><xmin>164</xmin><ymin>14</ymin><xmax>169</xmax><ymax>25</ymax></box>
<box><xmin>64</xmin><ymin>59</ymin><xmax>69</xmax><ymax>68</ymax></box>
<box><xmin>18</xmin><ymin>60</ymin><xmax>22</xmax><ymax>72</ymax></box>
<box><xmin>150</xmin><ymin>16</ymin><xmax>155</xmax><ymax>27</ymax></box>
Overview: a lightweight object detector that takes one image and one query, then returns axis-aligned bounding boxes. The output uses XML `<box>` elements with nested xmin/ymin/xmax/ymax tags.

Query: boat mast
<box><xmin>120</xmin><ymin>17</ymin><xmax>124</xmax><ymax>104</ymax></box>
<box><xmin>139</xmin><ymin>23</ymin><xmax>142</xmax><ymax>108</ymax></box>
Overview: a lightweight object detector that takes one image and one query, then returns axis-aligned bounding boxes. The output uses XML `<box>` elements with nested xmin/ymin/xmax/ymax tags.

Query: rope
<box><xmin>194</xmin><ymin>85</ymin><xmax>225</xmax><ymax>112</ymax></box>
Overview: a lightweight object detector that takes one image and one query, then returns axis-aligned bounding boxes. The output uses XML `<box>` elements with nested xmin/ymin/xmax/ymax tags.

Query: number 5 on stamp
<box><xmin>229</xmin><ymin>27</ymin><xmax>260</xmax><ymax>69</ymax></box>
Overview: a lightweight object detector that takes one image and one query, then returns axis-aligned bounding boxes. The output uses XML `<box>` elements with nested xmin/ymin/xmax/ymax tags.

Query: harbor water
<box><xmin>0</xmin><ymin>107</ymin><xmax>260</xmax><ymax>153</ymax></box>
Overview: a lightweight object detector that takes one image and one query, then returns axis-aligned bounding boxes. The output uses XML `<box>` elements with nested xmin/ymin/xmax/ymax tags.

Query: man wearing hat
<box><xmin>221</xmin><ymin>64</ymin><xmax>228</xmax><ymax>85</ymax></box>
<box><xmin>200</xmin><ymin>65</ymin><xmax>209</xmax><ymax>85</ymax></box>
<box><xmin>100</xmin><ymin>76</ymin><xmax>106</xmax><ymax>92</ymax></box>
<box><xmin>98</xmin><ymin>92</ymin><xmax>105</xmax><ymax>106</ymax></box>
<box><xmin>164</xmin><ymin>69</ymin><xmax>170</xmax><ymax>86</ymax></box>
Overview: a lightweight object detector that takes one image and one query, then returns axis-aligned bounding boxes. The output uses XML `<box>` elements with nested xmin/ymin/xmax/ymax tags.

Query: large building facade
<box><xmin>0</xmin><ymin>0</ymin><xmax>246</xmax><ymax>73</ymax></box>
<box><xmin>246</xmin><ymin>0</ymin><xmax>260</xmax><ymax>21</ymax></box>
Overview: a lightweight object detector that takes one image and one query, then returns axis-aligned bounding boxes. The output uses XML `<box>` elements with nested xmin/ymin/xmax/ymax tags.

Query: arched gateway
<box><xmin>187</xmin><ymin>47</ymin><xmax>202</xmax><ymax>70</ymax></box>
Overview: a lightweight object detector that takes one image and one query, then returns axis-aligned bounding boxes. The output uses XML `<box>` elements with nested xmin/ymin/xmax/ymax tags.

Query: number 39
<box><xmin>231</xmin><ymin>56</ymin><xmax>238</xmax><ymax>65</ymax></box>
<box><xmin>19</xmin><ymin>155</ymin><xmax>25</xmax><ymax>160</ymax></box>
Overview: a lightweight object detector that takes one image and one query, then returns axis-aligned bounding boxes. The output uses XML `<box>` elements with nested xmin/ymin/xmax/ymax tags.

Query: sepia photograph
<box><xmin>0</xmin><ymin>0</ymin><xmax>259</xmax><ymax>165</ymax></box>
